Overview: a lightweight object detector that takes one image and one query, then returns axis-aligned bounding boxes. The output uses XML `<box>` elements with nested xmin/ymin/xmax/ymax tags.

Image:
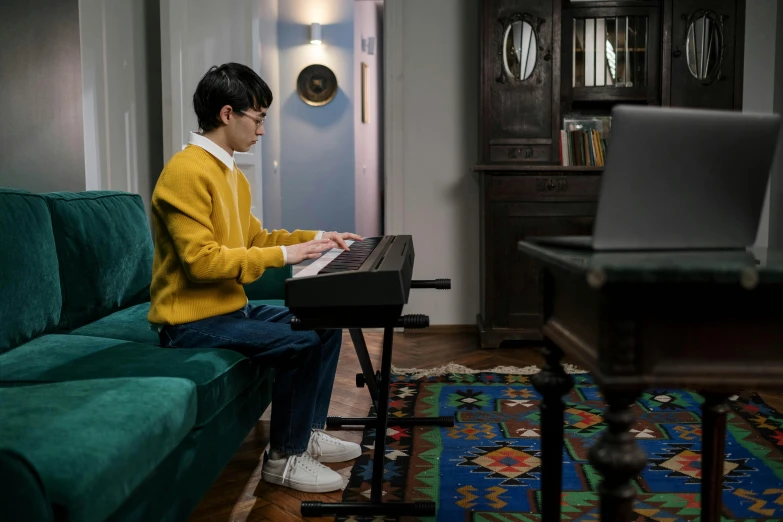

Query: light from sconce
<box><xmin>310</xmin><ymin>23</ymin><xmax>322</xmax><ymax>45</ymax></box>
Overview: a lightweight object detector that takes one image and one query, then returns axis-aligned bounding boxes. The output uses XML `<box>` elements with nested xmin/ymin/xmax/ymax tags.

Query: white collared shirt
<box><xmin>188</xmin><ymin>131</ymin><xmax>236</xmax><ymax>171</ymax></box>
<box><xmin>187</xmin><ymin>132</ymin><xmax>324</xmax><ymax>264</ymax></box>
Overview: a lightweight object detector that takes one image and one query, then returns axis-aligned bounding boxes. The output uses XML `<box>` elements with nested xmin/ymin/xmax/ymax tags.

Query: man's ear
<box><xmin>219</xmin><ymin>105</ymin><xmax>232</xmax><ymax>125</ymax></box>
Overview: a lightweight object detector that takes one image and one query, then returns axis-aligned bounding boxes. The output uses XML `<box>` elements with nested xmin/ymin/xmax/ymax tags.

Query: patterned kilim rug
<box><xmin>337</xmin><ymin>364</ymin><xmax>783</xmax><ymax>521</ymax></box>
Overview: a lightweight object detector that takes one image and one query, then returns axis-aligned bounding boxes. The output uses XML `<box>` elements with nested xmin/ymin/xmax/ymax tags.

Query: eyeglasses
<box><xmin>239</xmin><ymin>111</ymin><xmax>266</xmax><ymax>128</ymax></box>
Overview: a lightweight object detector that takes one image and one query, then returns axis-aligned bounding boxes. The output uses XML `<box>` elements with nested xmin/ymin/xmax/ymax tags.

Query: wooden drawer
<box><xmin>487</xmin><ymin>175</ymin><xmax>601</xmax><ymax>201</ymax></box>
<box><xmin>489</xmin><ymin>145</ymin><xmax>551</xmax><ymax>163</ymax></box>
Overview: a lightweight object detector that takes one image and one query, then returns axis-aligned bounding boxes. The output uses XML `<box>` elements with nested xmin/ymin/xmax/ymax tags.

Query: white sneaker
<box><xmin>308</xmin><ymin>429</ymin><xmax>363</xmax><ymax>463</ymax></box>
<box><xmin>262</xmin><ymin>451</ymin><xmax>344</xmax><ymax>493</ymax></box>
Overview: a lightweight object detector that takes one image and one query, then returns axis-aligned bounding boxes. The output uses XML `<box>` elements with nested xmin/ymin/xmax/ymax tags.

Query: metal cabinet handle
<box><xmin>536</xmin><ymin>178</ymin><xmax>568</xmax><ymax>192</ymax></box>
<box><xmin>508</xmin><ymin>147</ymin><xmax>534</xmax><ymax>159</ymax></box>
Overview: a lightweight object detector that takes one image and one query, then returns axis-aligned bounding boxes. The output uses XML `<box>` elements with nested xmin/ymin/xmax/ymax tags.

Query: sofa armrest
<box><xmin>0</xmin><ymin>449</ymin><xmax>53</xmax><ymax>522</ymax></box>
<box><xmin>243</xmin><ymin>265</ymin><xmax>292</xmax><ymax>301</ymax></box>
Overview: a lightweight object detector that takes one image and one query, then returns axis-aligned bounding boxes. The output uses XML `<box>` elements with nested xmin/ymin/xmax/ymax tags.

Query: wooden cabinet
<box><xmin>669</xmin><ymin>0</ymin><xmax>745</xmax><ymax>110</ymax></box>
<box><xmin>475</xmin><ymin>0</ymin><xmax>745</xmax><ymax>348</ymax></box>
<box><xmin>477</xmin><ymin>168</ymin><xmax>600</xmax><ymax>348</ymax></box>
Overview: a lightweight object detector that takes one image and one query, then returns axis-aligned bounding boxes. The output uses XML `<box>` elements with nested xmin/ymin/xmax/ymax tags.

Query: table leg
<box><xmin>530</xmin><ymin>339</ymin><xmax>574</xmax><ymax>522</ymax></box>
<box><xmin>701</xmin><ymin>392</ymin><xmax>730</xmax><ymax>522</ymax></box>
<box><xmin>589</xmin><ymin>390</ymin><xmax>647</xmax><ymax>522</ymax></box>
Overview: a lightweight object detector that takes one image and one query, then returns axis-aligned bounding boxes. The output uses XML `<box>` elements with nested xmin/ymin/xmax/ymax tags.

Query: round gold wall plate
<box><xmin>296</xmin><ymin>64</ymin><xmax>338</xmax><ymax>106</ymax></box>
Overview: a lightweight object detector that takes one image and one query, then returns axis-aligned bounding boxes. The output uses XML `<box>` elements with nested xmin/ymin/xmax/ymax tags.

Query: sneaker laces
<box><xmin>310</xmin><ymin>429</ymin><xmax>344</xmax><ymax>456</ymax></box>
<box><xmin>282</xmin><ymin>452</ymin><xmax>329</xmax><ymax>484</ymax></box>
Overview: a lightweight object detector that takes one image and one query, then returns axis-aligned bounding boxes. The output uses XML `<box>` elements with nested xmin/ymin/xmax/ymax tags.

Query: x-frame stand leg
<box><xmin>301</xmin><ymin>325</ymin><xmax>451</xmax><ymax>518</ymax></box>
<box><xmin>326</xmin><ymin>328</ymin><xmax>455</xmax><ymax>428</ymax></box>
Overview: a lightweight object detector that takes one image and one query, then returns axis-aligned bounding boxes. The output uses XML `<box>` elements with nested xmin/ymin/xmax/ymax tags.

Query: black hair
<box><xmin>192</xmin><ymin>63</ymin><xmax>273</xmax><ymax>132</ymax></box>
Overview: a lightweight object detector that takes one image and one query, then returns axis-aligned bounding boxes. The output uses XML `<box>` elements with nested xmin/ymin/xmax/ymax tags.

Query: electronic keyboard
<box><xmin>285</xmin><ymin>235</ymin><xmax>415</xmax><ymax>328</ymax></box>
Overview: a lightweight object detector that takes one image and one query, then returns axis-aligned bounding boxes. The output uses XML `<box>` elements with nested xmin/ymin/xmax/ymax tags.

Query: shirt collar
<box><xmin>188</xmin><ymin>132</ymin><xmax>235</xmax><ymax>171</ymax></box>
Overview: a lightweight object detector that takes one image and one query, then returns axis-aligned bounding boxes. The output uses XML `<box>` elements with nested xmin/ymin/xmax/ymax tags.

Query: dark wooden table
<box><xmin>518</xmin><ymin>240</ymin><xmax>783</xmax><ymax>522</ymax></box>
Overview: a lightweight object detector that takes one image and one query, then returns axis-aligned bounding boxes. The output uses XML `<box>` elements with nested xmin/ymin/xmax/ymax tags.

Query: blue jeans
<box><xmin>159</xmin><ymin>303</ymin><xmax>342</xmax><ymax>455</ymax></box>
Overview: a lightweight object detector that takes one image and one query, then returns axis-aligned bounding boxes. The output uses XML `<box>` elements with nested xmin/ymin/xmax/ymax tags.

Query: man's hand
<box><xmin>285</xmin><ymin>239</ymin><xmax>338</xmax><ymax>265</ymax></box>
<box><xmin>321</xmin><ymin>231</ymin><xmax>363</xmax><ymax>251</ymax></box>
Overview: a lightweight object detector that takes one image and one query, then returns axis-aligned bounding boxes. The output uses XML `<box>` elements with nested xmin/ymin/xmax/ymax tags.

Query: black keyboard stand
<box><xmin>325</xmin><ymin>324</ymin><xmax>454</xmax><ymax>429</ymax></box>
<box><xmin>294</xmin><ymin>279</ymin><xmax>454</xmax><ymax>519</ymax></box>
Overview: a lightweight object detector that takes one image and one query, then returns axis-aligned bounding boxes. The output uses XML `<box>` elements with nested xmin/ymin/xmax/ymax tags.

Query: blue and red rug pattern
<box><xmin>338</xmin><ymin>371</ymin><xmax>783</xmax><ymax>521</ymax></box>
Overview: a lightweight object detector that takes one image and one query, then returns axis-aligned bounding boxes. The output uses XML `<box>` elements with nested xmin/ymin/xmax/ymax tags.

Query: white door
<box><xmin>160</xmin><ymin>0</ymin><xmax>263</xmax><ymax>217</ymax></box>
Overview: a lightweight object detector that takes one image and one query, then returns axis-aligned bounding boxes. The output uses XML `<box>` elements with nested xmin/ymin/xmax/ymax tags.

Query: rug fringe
<box><xmin>390</xmin><ymin>362</ymin><xmax>587</xmax><ymax>379</ymax></box>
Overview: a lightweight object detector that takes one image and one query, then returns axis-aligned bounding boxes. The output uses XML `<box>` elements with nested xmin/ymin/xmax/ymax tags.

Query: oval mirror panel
<box><xmin>686</xmin><ymin>15</ymin><xmax>722</xmax><ymax>80</ymax></box>
<box><xmin>503</xmin><ymin>20</ymin><xmax>537</xmax><ymax>81</ymax></box>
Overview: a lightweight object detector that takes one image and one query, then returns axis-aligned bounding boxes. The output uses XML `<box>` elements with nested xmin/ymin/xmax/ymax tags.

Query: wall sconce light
<box><xmin>310</xmin><ymin>23</ymin><xmax>322</xmax><ymax>45</ymax></box>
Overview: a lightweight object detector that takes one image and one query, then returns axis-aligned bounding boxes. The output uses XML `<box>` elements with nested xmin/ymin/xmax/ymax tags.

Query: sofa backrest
<box><xmin>243</xmin><ymin>264</ymin><xmax>292</xmax><ymax>300</ymax></box>
<box><xmin>42</xmin><ymin>191</ymin><xmax>153</xmax><ymax>331</ymax></box>
<box><xmin>0</xmin><ymin>189</ymin><xmax>62</xmax><ymax>353</ymax></box>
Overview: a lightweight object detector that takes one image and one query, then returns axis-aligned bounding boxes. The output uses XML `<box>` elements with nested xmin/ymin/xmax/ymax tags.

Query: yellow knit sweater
<box><xmin>147</xmin><ymin>145</ymin><xmax>317</xmax><ymax>325</ymax></box>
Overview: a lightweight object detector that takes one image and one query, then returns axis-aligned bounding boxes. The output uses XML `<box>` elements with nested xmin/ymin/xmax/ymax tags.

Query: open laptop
<box><xmin>532</xmin><ymin>105</ymin><xmax>781</xmax><ymax>251</ymax></box>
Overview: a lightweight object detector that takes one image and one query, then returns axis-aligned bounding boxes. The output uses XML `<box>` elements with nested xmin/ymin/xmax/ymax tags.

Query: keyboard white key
<box><xmin>293</xmin><ymin>240</ymin><xmax>355</xmax><ymax>278</ymax></box>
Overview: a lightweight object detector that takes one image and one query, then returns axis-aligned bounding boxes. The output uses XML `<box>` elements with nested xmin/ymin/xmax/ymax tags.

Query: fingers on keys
<box><xmin>333</xmin><ymin>236</ymin><xmax>350</xmax><ymax>251</ymax></box>
<box><xmin>313</xmin><ymin>239</ymin><xmax>337</xmax><ymax>252</ymax></box>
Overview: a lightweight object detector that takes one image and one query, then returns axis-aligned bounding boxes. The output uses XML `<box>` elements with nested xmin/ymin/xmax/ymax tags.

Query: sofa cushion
<box><xmin>0</xmin><ymin>378</ymin><xmax>196</xmax><ymax>522</ymax></box>
<box><xmin>42</xmin><ymin>191</ymin><xmax>153</xmax><ymax>330</ymax></box>
<box><xmin>68</xmin><ymin>299</ymin><xmax>286</xmax><ymax>346</ymax></box>
<box><xmin>69</xmin><ymin>303</ymin><xmax>160</xmax><ymax>345</ymax></box>
<box><xmin>0</xmin><ymin>188</ymin><xmax>62</xmax><ymax>353</ymax></box>
<box><xmin>0</xmin><ymin>335</ymin><xmax>262</xmax><ymax>427</ymax></box>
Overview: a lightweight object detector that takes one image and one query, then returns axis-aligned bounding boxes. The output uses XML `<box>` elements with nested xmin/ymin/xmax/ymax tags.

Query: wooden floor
<box><xmin>187</xmin><ymin>331</ymin><xmax>783</xmax><ymax>522</ymax></box>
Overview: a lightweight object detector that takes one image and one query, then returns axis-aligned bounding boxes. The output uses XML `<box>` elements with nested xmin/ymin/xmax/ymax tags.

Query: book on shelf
<box><xmin>559</xmin><ymin>116</ymin><xmax>610</xmax><ymax>167</ymax></box>
<box><xmin>559</xmin><ymin>128</ymin><xmax>608</xmax><ymax>166</ymax></box>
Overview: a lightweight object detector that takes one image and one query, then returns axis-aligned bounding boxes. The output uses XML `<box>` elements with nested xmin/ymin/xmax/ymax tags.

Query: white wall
<box><xmin>745</xmin><ymin>0</ymin><xmax>779</xmax><ymax>247</ymax></box>
<box><xmin>386</xmin><ymin>0</ymin><xmax>479</xmax><ymax>325</ymax></box>
<box><xmin>80</xmin><ymin>0</ymin><xmax>163</xmax><ymax>219</ymax></box>
<box><xmin>354</xmin><ymin>0</ymin><xmax>384</xmax><ymax>237</ymax></box>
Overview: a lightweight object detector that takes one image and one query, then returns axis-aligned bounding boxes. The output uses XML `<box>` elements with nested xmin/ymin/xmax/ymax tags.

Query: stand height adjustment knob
<box><xmin>411</xmin><ymin>279</ymin><xmax>451</xmax><ymax>289</ymax></box>
<box><xmin>396</xmin><ymin>314</ymin><xmax>429</xmax><ymax>329</ymax></box>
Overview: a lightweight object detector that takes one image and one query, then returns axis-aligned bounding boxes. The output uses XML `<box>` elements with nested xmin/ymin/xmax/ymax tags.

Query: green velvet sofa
<box><xmin>0</xmin><ymin>188</ymin><xmax>289</xmax><ymax>522</ymax></box>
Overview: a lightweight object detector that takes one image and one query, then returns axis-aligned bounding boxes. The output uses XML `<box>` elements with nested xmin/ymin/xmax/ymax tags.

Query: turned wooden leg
<box><xmin>588</xmin><ymin>389</ymin><xmax>647</xmax><ymax>522</ymax></box>
<box><xmin>701</xmin><ymin>392</ymin><xmax>731</xmax><ymax>522</ymax></box>
<box><xmin>530</xmin><ymin>339</ymin><xmax>574</xmax><ymax>522</ymax></box>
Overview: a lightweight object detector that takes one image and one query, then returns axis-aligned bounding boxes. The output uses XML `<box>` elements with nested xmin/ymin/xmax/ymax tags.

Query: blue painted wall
<box><xmin>276</xmin><ymin>1</ymin><xmax>355</xmax><ymax>233</ymax></box>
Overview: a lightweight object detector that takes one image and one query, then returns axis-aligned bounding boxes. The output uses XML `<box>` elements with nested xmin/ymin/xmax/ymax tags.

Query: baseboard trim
<box><xmin>403</xmin><ymin>324</ymin><xmax>476</xmax><ymax>334</ymax></box>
